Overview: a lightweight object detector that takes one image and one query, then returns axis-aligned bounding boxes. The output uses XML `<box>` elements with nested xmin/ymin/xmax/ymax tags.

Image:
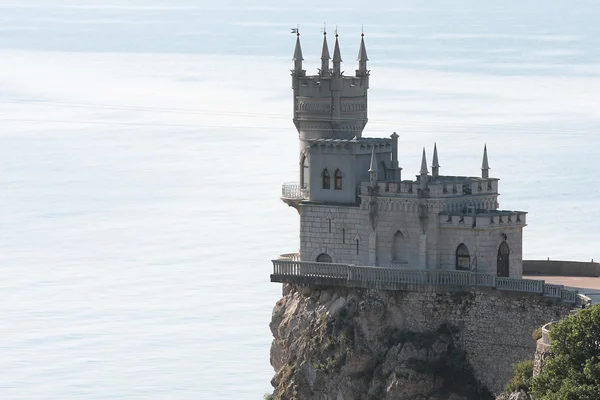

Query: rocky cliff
<box><xmin>267</xmin><ymin>284</ymin><xmax>572</xmax><ymax>400</ymax></box>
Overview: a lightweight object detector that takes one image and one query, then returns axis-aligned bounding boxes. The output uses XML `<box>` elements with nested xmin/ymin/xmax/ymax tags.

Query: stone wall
<box><xmin>524</xmin><ymin>260</ymin><xmax>600</xmax><ymax>277</ymax></box>
<box><xmin>269</xmin><ymin>284</ymin><xmax>573</xmax><ymax>397</ymax></box>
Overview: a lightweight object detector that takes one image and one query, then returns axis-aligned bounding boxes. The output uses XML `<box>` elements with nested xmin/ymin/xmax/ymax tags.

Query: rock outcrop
<box><xmin>267</xmin><ymin>284</ymin><xmax>572</xmax><ymax>400</ymax></box>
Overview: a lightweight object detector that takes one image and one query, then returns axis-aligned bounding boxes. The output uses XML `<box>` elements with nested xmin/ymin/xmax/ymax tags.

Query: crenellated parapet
<box><xmin>439</xmin><ymin>210</ymin><xmax>527</xmax><ymax>230</ymax></box>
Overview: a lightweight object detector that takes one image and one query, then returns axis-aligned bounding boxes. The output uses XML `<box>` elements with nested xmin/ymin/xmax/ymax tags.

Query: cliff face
<box><xmin>268</xmin><ymin>284</ymin><xmax>571</xmax><ymax>400</ymax></box>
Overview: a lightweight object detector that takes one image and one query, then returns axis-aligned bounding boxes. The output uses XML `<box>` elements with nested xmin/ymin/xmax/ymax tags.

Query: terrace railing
<box><xmin>271</xmin><ymin>259</ymin><xmax>584</xmax><ymax>305</ymax></box>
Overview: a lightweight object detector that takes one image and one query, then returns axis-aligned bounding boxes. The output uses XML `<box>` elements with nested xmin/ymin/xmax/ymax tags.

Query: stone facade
<box><xmin>284</xmin><ymin>31</ymin><xmax>527</xmax><ymax>278</ymax></box>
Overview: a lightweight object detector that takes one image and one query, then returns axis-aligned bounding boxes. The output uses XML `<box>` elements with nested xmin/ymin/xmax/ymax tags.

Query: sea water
<box><xmin>1</xmin><ymin>1</ymin><xmax>600</xmax><ymax>398</ymax></box>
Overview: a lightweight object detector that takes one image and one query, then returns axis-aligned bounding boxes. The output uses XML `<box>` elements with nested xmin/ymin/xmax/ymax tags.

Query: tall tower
<box><xmin>291</xmin><ymin>30</ymin><xmax>370</xmax><ymax>151</ymax></box>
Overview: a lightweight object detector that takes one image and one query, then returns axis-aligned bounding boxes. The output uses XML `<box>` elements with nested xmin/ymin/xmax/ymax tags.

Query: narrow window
<box><xmin>342</xmin><ymin>228</ymin><xmax>345</xmax><ymax>244</ymax></box>
<box><xmin>356</xmin><ymin>239</ymin><xmax>359</xmax><ymax>255</ymax></box>
<box><xmin>322</xmin><ymin>169</ymin><xmax>330</xmax><ymax>189</ymax></box>
<box><xmin>334</xmin><ymin>169</ymin><xmax>343</xmax><ymax>190</ymax></box>
<box><xmin>456</xmin><ymin>243</ymin><xmax>470</xmax><ymax>271</ymax></box>
<box><xmin>301</xmin><ymin>155</ymin><xmax>309</xmax><ymax>189</ymax></box>
<box><xmin>328</xmin><ymin>219</ymin><xmax>332</xmax><ymax>233</ymax></box>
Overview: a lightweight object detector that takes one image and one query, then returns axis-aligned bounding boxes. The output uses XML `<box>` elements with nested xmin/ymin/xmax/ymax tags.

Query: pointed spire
<box><xmin>320</xmin><ymin>28</ymin><xmax>330</xmax><ymax>76</ymax></box>
<box><xmin>357</xmin><ymin>30</ymin><xmax>368</xmax><ymax>76</ymax></box>
<box><xmin>369</xmin><ymin>146</ymin><xmax>378</xmax><ymax>172</ymax></box>
<box><xmin>292</xmin><ymin>30</ymin><xmax>304</xmax><ymax>75</ymax></box>
<box><xmin>292</xmin><ymin>33</ymin><xmax>303</xmax><ymax>61</ymax></box>
<box><xmin>482</xmin><ymin>144</ymin><xmax>490</xmax><ymax>178</ymax></box>
<box><xmin>432</xmin><ymin>143</ymin><xmax>440</xmax><ymax>179</ymax></box>
<box><xmin>357</xmin><ymin>33</ymin><xmax>368</xmax><ymax>62</ymax></box>
<box><xmin>420</xmin><ymin>147</ymin><xmax>428</xmax><ymax>174</ymax></box>
<box><xmin>333</xmin><ymin>31</ymin><xmax>342</xmax><ymax>63</ymax></box>
<box><xmin>321</xmin><ymin>32</ymin><xmax>330</xmax><ymax>60</ymax></box>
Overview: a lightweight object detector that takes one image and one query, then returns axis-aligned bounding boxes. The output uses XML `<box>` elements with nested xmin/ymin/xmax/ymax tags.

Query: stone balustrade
<box><xmin>271</xmin><ymin>259</ymin><xmax>585</xmax><ymax>305</ymax></box>
<box><xmin>281</xmin><ymin>182</ymin><xmax>308</xmax><ymax>200</ymax></box>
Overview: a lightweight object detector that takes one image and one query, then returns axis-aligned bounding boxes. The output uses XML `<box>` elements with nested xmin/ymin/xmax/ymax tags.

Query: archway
<box><xmin>316</xmin><ymin>253</ymin><xmax>332</xmax><ymax>263</ymax></box>
<box><xmin>456</xmin><ymin>243</ymin><xmax>470</xmax><ymax>271</ymax></box>
<box><xmin>497</xmin><ymin>241</ymin><xmax>509</xmax><ymax>277</ymax></box>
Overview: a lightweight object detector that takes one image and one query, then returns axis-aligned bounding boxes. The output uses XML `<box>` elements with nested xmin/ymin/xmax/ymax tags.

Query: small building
<box><xmin>281</xmin><ymin>30</ymin><xmax>527</xmax><ymax>278</ymax></box>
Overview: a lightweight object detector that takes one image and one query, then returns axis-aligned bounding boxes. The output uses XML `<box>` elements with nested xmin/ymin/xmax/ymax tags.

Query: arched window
<box><xmin>334</xmin><ymin>169</ymin><xmax>343</xmax><ymax>190</ymax></box>
<box><xmin>316</xmin><ymin>253</ymin><xmax>332</xmax><ymax>263</ymax></box>
<box><xmin>497</xmin><ymin>241</ymin><xmax>509</xmax><ymax>277</ymax></box>
<box><xmin>301</xmin><ymin>155</ymin><xmax>309</xmax><ymax>189</ymax></box>
<box><xmin>456</xmin><ymin>243</ymin><xmax>470</xmax><ymax>271</ymax></box>
<box><xmin>356</xmin><ymin>239</ymin><xmax>359</xmax><ymax>255</ymax></box>
<box><xmin>322</xmin><ymin>169</ymin><xmax>330</xmax><ymax>189</ymax></box>
<box><xmin>392</xmin><ymin>230</ymin><xmax>407</xmax><ymax>263</ymax></box>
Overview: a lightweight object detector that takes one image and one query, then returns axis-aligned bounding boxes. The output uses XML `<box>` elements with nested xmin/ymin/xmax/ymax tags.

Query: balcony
<box><xmin>281</xmin><ymin>182</ymin><xmax>308</xmax><ymax>209</ymax></box>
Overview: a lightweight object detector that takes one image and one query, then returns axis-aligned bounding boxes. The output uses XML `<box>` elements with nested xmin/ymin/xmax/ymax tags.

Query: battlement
<box><xmin>359</xmin><ymin>175</ymin><xmax>499</xmax><ymax>199</ymax></box>
<box><xmin>307</xmin><ymin>137</ymin><xmax>391</xmax><ymax>155</ymax></box>
<box><xmin>439</xmin><ymin>210</ymin><xmax>527</xmax><ymax>229</ymax></box>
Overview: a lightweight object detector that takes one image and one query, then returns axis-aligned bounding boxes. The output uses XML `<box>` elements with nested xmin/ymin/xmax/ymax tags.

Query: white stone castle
<box><xmin>281</xmin><ymin>30</ymin><xmax>527</xmax><ymax>278</ymax></box>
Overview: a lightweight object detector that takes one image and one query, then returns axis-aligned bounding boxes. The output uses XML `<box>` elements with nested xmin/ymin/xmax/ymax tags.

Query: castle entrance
<box><xmin>497</xmin><ymin>241</ymin><xmax>509</xmax><ymax>277</ymax></box>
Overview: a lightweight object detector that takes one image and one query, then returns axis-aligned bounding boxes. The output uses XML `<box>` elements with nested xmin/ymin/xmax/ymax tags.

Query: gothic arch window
<box><xmin>356</xmin><ymin>239</ymin><xmax>360</xmax><ymax>255</ymax></box>
<box><xmin>301</xmin><ymin>155</ymin><xmax>309</xmax><ymax>189</ymax></box>
<box><xmin>392</xmin><ymin>230</ymin><xmax>407</xmax><ymax>263</ymax></box>
<box><xmin>316</xmin><ymin>253</ymin><xmax>332</xmax><ymax>263</ymax></box>
<box><xmin>456</xmin><ymin>243</ymin><xmax>470</xmax><ymax>271</ymax></box>
<box><xmin>334</xmin><ymin>169</ymin><xmax>343</xmax><ymax>190</ymax></box>
<box><xmin>322</xmin><ymin>169</ymin><xmax>330</xmax><ymax>189</ymax></box>
<box><xmin>497</xmin><ymin>241</ymin><xmax>510</xmax><ymax>277</ymax></box>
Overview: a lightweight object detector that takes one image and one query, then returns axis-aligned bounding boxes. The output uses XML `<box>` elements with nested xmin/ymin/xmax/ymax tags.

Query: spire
<box><xmin>320</xmin><ymin>27</ymin><xmax>330</xmax><ymax>76</ymax></box>
<box><xmin>482</xmin><ymin>144</ymin><xmax>490</xmax><ymax>178</ymax></box>
<box><xmin>357</xmin><ymin>30</ymin><xmax>368</xmax><ymax>76</ymax></box>
<box><xmin>292</xmin><ymin>30</ymin><xmax>303</xmax><ymax>74</ymax></box>
<box><xmin>357</xmin><ymin>33</ymin><xmax>368</xmax><ymax>62</ymax></box>
<box><xmin>369</xmin><ymin>146</ymin><xmax>378</xmax><ymax>172</ymax></box>
<box><xmin>292</xmin><ymin>33</ymin><xmax>303</xmax><ymax>61</ymax></box>
<box><xmin>332</xmin><ymin>30</ymin><xmax>342</xmax><ymax>76</ymax></box>
<box><xmin>369</xmin><ymin>146</ymin><xmax>378</xmax><ymax>188</ymax></box>
<box><xmin>333</xmin><ymin>31</ymin><xmax>342</xmax><ymax>62</ymax></box>
<box><xmin>432</xmin><ymin>143</ymin><xmax>440</xmax><ymax>179</ymax></box>
<box><xmin>420</xmin><ymin>147</ymin><xmax>428</xmax><ymax>174</ymax></box>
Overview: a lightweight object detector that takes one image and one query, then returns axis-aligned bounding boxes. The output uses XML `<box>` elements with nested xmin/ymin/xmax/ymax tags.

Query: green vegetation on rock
<box><xmin>530</xmin><ymin>304</ymin><xmax>600</xmax><ymax>400</ymax></box>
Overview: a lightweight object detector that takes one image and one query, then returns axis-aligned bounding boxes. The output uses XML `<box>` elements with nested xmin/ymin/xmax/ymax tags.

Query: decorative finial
<box><xmin>323</xmin><ymin>22</ymin><xmax>327</xmax><ymax>35</ymax></box>
<box><xmin>335</xmin><ymin>25</ymin><xmax>338</xmax><ymax>38</ymax></box>
<box><xmin>361</xmin><ymin>24</ymin><xmax>364</xmax><ymax>37</ymax></box>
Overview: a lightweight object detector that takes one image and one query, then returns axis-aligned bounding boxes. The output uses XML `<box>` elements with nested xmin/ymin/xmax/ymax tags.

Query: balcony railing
<box><xmin>271</xmin><ymin>259</ymin><xmax>586</xmax><ymax>305</ymax></box>
<box><xmin>281</xmin><ymin>182</ymin><xmax>308</xmax><ymax>200</ymax></box>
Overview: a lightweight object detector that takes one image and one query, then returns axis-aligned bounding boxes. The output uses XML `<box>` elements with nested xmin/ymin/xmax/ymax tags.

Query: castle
<box><xmin>280</xmin><ymin>30</ymin><xmax>527</xmax><ymax>278</ymax></box>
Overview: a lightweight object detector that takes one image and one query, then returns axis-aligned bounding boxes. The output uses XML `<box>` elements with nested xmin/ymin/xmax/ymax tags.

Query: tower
<box><xmin>291</xmin><ymin>30</ymin><xmax>370</xmax><ymax>149</ymax></box>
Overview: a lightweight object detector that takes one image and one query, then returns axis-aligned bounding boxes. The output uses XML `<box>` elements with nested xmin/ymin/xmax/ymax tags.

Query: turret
<box><xmin>292</xmin><ymin>31</ymin><xmax>304</xmax><ymax>75</ymax></box>
<box><xmin>291</xmin><ymin>28</ymin><xmax>369</xmax><ymax>146</ymax></box>
<box><xmin>357</xmin><ymin>32</ymin><xmax>368</xmax><ymax>77</ymax></box>
<box><xmin>332</xmin><ymin>32</ymin><xmax>342</xmax><ymax>76</ymax></box>
<box><xmin>320</xmin><ymin>31</ymin><xmax>330</xmax><ymax>77</ymax></box>
<box><xmin>432</xmin><ymin>143</ymin><xmax>440</xmax><ymax>179</ymax></box>
<box><xmin>482</xmin><ymin>144</ymin><xmax>490</xmax><ymax>179</ymax></box>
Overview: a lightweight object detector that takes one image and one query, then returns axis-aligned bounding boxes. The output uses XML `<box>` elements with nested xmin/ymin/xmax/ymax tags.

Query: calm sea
<box><xmin>1</xmin><ymin>1</ymin><xmax>600</xmax><ymax>398</ymax></box>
